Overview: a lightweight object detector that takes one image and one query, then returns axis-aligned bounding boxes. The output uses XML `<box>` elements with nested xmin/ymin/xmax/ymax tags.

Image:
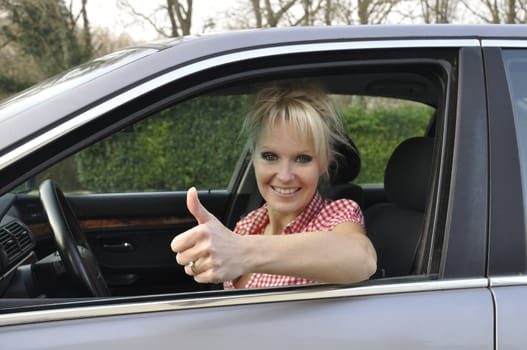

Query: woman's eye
<box><xmin>296</xmin><ymin>155</ymin><xmax>312</xmax><ymax>163</ymax></box>
<box><xmin>261</xmin><ymin>152</ymin><xmax>277</xmax><ymax>161</ymax></box>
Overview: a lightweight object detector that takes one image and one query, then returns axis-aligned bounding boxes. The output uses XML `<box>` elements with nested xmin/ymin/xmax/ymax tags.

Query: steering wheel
<box><xmin>39</xmin><ymin>179</ymin><xmax>110</xmax><ymax>297</ymax></box>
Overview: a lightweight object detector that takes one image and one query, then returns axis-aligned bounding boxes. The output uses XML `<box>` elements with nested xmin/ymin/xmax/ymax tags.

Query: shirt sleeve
<box><xmin>319</xmin><ymin>198</ymin><xmax>365</xmax><ymax>230</ymax></box>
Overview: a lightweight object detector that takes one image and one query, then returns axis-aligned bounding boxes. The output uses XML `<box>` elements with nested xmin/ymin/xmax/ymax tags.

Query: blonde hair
<box><xmin>243</xmin><ymin>83</ymin><xmax>348</xmax><ymax>173</ymax></box>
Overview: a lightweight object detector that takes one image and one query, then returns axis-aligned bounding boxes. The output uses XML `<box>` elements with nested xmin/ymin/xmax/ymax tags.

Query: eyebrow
<box><xmin>259</xmin><ymin>144</ymin><xmax>314</xmax><ymax>152</ymax></box>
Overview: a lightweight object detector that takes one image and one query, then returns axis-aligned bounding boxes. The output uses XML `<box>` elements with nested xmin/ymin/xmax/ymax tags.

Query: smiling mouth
<box><xmin>271</xmin><ymin>186</ymin><xmax>300</xmax><ymax>195</ymax></box>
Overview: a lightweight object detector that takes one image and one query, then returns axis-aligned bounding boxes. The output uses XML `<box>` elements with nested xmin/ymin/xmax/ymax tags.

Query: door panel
<box><xmin>493</xmin><ymin>285</ymin><xmax>527</xmax><ymax>349</ymax></box>
<box><xmin>75</xmin><ymin>190</ymin><xmax>231</xmax><ymax>295</ymax></box>
<box><xmin>0</xmin><ymin>287</ymin><xmax>494</xmax><ymax>349</ymax></box>
<box><xmin>14</xmin><ymin>190</ymin><xmax>232</xmax><ymax>295</ymax></box>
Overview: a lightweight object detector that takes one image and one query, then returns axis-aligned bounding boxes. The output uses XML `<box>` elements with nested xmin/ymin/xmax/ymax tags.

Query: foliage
<box><xmin>0</xmin><ymin>0</ymin><xmax>90</xmax><ymax>76</ymax></box>
<box><xmin>0</xmin><ymin>0</ymin><xmax>93</xmax><ymax>98</ymax></box>
<box><xmin>0</xmin><ymin>75</ymin><xmax>33</xmax><ymax>95</ymax></box>
<box><xmin>70</xmin><ymin>96</ymin><xmax>431</xmax><ymax>193</ymax></box>
<box><xmin>341</xmin><ymin>101</ymin><xmax>434</xmax><ymax>184</ymax></box>
<box><xmin>74</xmin><ymin>95</ymin><xmax>248</xmax><ymax>192</ymax></box>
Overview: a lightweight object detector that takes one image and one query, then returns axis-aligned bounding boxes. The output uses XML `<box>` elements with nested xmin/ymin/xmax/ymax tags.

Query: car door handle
<box><xmin>102</xmin><ymin>242</ymin><xmax>135</xmax><ymax>252</ymax></box>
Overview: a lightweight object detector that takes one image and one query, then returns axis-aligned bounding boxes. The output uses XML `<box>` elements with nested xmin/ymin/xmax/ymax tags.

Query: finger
<box><xmin>187</xmin><ymin>187</ymin><xmax>214</xmax><ymax>224</ymax></box>
<box><xmin>174</xmin><ymin>242</ymin><xmax>203</xmax><ymax>265</ymax></box>
<box><xmin>184</xmin><ymin>260</ymin><xmax>198</xmax><ymax>276</ymax></box>
<box><xmin>184</xmin><ymin>258</ymin><xmax>209</xmax><ymax>278</ymax></box>
<box><xmin>193</xmin><ymin>269</ymin><xmax>221</xmax><ymax>284</ymax></box>
<box><xmin>170</xmin><ymin>226</ymin><xmax>200</xmax><ymax>253</ymax></box>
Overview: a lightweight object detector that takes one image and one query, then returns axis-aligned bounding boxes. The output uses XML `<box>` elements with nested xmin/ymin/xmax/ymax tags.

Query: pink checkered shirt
<box><xmin>223</xmin><ymin>192</ymin><xmax>364</xmax><ymax>289</ymax></box>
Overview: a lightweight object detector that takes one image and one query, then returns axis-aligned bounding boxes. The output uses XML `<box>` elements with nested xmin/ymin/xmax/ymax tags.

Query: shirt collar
<box><xmin>245</xmin><ymin>191</ymin><xmax>326</xmax><ymax>235</ymax></box>
<box><xmin>282</xmin><ymin>192</ymin><xmax>325</xmax><ymax>234</ymax></box>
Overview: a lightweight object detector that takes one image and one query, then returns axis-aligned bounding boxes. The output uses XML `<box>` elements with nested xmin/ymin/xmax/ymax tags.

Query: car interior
<box><xmin>0</xmin><ymin>59</ymin><xmax>448</xmax><ymax>311</ymax></box>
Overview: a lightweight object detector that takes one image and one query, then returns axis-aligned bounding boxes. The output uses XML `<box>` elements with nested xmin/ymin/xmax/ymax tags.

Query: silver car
<box><xmin>0</xmin><ymin>25</ymin><xmax>526</xmax><ymax>349</ymax></box>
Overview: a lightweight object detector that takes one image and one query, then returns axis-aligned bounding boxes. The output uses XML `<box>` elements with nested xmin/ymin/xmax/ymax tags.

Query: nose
<box><xmin>276</xmin><ymin>160</ymin><xmax>294</xmax><ymax>182</ymax></box>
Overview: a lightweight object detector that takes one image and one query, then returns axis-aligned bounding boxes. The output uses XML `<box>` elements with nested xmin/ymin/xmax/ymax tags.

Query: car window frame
<box><xmin>483</xmin><ymin>43</ymin><xmax>527</xmax><ymax>278</ymax></box>
<box><xmin>437</xmin><ymin>46</ymin><xmax>489</xmax><ymax>279</ymax></box>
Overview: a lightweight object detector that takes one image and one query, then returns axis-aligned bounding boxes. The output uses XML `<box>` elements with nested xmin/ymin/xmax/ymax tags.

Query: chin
<box><xmin>267</xmin><ymin>197</ymin><xmax>309</xmax><ymax>216</ymax></box>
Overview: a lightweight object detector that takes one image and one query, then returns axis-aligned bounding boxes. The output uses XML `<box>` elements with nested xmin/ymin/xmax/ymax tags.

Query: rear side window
<box><xmin>337</xmin><ymin>96</ymin><xmax>433</xmax><ymax>185</ymax></box>
<box><xmin>503</xmin><ymin>50</ymin><xmax>527</xmax><ymax>219</ymax></box>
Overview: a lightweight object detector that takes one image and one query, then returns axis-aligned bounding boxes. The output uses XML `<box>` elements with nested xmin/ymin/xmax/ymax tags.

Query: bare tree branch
<box><xmin>264</xmin><ymin>0</ymin><xmax>297</xmax><ymax>27</ymax></box>
<box><xmin>117</xmin><ymin>0</ymin><xmax>170</xmax><ymax>37</ymax></box>
<box><xmin>166</xmin><ymin>0</ymin><xmax>179</xmax><ymax>36</ymax></box>
<box><xmin>174</xmin><ymin>0</ymin><xmax>192</xmax><ymax>35</ymax></box>
<box><xmin>419</xmin><ymin>0</ymin><xmax>458</xmax><ymax>23</ymax></box>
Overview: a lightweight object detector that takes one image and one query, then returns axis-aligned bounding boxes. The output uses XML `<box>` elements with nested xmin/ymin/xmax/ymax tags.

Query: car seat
<box><xmin>323</xmin><ymin>136</ymin><xmax>364</xmax><ymax>208</ymax></box>
<box><xmin>364</xmin><ymin>136</ymin><xmax>434</xmax><ymax>278</ymax></box>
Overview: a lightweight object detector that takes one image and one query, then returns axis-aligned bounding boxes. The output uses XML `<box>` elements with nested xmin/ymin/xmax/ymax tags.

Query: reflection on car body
<box><xmin>0</xmin><ymin>25</ymin><xmax>525</xmax><ymax>350</ymax></box>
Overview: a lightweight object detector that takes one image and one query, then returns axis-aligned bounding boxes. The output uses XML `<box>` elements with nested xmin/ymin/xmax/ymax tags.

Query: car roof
<box><xmin>0</xmin><ymin>24</ymin><xmax>525</xmax><ymax>157</ymax></box>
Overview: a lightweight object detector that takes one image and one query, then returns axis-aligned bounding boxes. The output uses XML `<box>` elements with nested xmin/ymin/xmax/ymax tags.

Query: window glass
<box><xmin>335</xmin><ymin>95</ymin><xmax>434</xmax><ymax>185</ymax></box>
<box><xmin>503</xmin><ymin>50</ymin><xmax>527</xmax><ymax>216</ymax></box>
<box><xmin>34</xmin><ymin>94</ymin><xmax>249</xmax><ymax>193</ymax></box>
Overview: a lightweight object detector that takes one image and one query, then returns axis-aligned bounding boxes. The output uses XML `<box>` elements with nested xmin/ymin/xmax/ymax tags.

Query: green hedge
<box><xmin>342</xmin><ymin>103</ymin><xmax>433</xmax><ymax>184</ymax></box>
<box><xmin>57</xmin><ymin>97</ymin><xmax>433</xmax><ymax>193</ymax></box>
<box><xmin>74</xmin><ymin>95</ymin><xmax>248</xmax><ymax>192</ymax></box>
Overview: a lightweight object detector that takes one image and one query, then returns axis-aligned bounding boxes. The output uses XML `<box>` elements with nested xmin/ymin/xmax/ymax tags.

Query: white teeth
<box><xmin>272</xmin><ymin>187</ymin><xmax>298</xmax><ymax>195</ymax></box>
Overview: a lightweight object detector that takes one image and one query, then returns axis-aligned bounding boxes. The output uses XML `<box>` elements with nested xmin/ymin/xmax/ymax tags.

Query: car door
<box><xmin>484</xmin><ymin>41</ymin><xmax>527</xmax><ymax>349</ymax></box>
<box><xmin>0</xmin><ymin>29</ymin><xmax>494</xmax><ymax>349</ymax></box>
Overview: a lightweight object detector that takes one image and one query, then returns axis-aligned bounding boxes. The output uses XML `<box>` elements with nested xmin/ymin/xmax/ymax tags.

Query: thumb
<box><xmin>187</xmin><ymin>187</ymin><xmax>213</xmax><ymax>224</ymax></box>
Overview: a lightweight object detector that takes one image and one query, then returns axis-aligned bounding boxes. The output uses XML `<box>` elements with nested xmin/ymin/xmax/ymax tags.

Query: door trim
<box><xmin>0</xmin><ymin>277</ymin><xmax>488</xmax><ymax>326</ymax></box>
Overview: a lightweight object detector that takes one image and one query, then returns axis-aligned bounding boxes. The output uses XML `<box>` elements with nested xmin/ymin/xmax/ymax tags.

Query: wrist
<box><xmin>239</xmin><ymin>234</ymin><xmax>264</xmax><ymax>275</ymax></box>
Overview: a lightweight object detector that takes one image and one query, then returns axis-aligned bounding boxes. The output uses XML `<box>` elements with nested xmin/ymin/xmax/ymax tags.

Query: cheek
<box><xmin>306</xmin><ymin>168</ymin><xmax>322</xmax><ymax>186</ymax></box>
<box><xmin>253</xmin><ymin>161</ymin><xmax>270</xmax><ymax>184</ymax></box>
<box><xmin>305</xmin><ymin>162</ymin><xmax>324</xmax><ymax>180</ymax></box>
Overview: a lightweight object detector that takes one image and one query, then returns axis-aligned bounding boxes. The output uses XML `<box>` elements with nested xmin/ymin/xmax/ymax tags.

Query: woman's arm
<box><xmin>171</xmin><ymin>187</ymin><xmax>377</xmax><ymax>284</ymax></box>
<box><xmin>241</xmin><ymin>222</ymin><xmax>377</xmax><ymax>284</ymax></box>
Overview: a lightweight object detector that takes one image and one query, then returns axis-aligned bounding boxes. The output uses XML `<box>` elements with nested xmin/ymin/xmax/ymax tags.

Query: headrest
<box><xmin>384</xmin><ymin>137</ymin><xmax>434</xmax><ymax>211</ymax></box>
<box><xmin>328</xmin><ymin>136</ymin><xmax>361</xmax><ymax>185</ymax></box>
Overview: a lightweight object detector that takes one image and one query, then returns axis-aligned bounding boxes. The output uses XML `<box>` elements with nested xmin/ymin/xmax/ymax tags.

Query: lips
<box><xmin>271</xmin><ymin>186</ymin><xmax>300</xmax><ymax>195</ymax></box>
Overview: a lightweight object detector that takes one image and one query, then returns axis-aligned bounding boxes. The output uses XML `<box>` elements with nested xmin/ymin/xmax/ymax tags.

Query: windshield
<box><xmin>0</xmin><ymin>47</ymin><xmax>158</xmax><ymax>124</ymax></box>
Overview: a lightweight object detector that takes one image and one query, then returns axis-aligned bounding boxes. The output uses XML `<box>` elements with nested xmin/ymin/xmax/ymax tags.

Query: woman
<box><xmin>171</xmin><ymin>83</ymin><xmax>377</xmax><ymax>288</ymax></box>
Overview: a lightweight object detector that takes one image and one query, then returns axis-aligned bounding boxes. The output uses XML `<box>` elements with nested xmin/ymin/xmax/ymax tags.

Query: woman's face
<box><xmin>253</xmin><ymin>120</ymin><xmax>324</xmax><ymax>220</ymax></box>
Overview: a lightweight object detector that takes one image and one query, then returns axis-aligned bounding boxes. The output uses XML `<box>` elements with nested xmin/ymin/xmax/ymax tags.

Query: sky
<box><xmin>76</xmin><ymin>0</ymin><xmax>238</xmax><ymax>42</ymax></box>
<box><xmin>74</xmin><ymin>0</ymin><xmax>490</xmax><ymax>42</ymax></box>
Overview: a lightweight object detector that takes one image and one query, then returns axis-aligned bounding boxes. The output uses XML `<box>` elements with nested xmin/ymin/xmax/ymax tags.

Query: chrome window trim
<box><xmin>0</xmin><ymin>278</ymin><xmax>487</xmax><ymax>326</ymax></box>
<box><xmin>0</xmin><ymin>39</ymin><xmax>478</xmax><ymax>171</ymax></box>
<box><xmin>482</xmin><ymin>39</ymin><xmax>527</xmax><ymax>48</ymax></box>
<box><xmin>489</xmin><ymin>275</ymin><xmax>527</xmax><ymax>287</ymax></box>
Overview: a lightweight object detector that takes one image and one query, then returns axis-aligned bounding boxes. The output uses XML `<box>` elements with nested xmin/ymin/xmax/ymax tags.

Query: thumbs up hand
<box><xmin>171</xmin><ymin>187</ymin><xmax>245</xmax><ymax>283</ymax></box>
